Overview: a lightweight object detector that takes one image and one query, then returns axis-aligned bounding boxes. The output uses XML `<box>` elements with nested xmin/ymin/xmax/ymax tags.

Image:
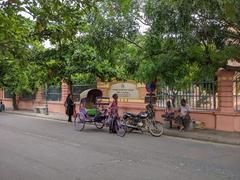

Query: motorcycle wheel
<box><xmin>115</xmin><ymin>119</ymin><xmax>127</xmax><ymax>137</ymax></box>
<box><xmin>148</xmin><ymin>120</ymin><xmax>164</xmax><ymax>137</ymax></box>
<box><xmin>74</xmin><ymin>113</ymin><xmax>85</xmax><ymax>131</ymax></box>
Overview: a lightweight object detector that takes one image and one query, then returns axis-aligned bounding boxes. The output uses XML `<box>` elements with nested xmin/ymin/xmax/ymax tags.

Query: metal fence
<box><xmin>234</xmin><ymin>75</ymin><xmax>240</xmax><ymax>111</ymax></box>
<box><xmin>44</xmin><ymin>84</ymin><xmax>96</xmax><ymax>102</ymax></box>
<box><xmin>46</xmin><ymin>85</ymin><xmax>62</xmax><ymax>101</ymax></box>
<box><xmin>4</xmin><ymin>89</ymin><xmax>13</xmax><ymax>99</ymax></box>
<box><xmin>19</xmin><ymin>91</ymin><xmax>35</xmax><ymax>100</ymax></box>
<box><xmin>72</xmin><ymin>84</ymin><xmax>96</xmax><ymax>102</ymax></box>
<box><xmin>156</xmin><ymin>81</ymin><xmax>217</xmax><ymax>110</ymax></box>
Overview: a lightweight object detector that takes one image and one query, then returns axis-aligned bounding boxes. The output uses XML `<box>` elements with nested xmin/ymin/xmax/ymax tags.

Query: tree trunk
<box><xmin>12</xmin><ymin>92</ymin><xmax>18</xmax><ymax>110</ymax></box>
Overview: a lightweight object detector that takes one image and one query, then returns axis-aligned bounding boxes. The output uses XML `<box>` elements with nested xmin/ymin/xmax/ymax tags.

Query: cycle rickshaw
<box><xmin>73</xmin><ymin>88</ymin><xmax>126</xmax><ymax>137</ymax></box>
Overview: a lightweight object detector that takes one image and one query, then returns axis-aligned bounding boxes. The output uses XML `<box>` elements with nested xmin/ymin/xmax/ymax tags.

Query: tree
<box><xmin>28</xmin><ymin>0</ymin><xmax>142</xmax><ymax>87</ymax></box>
<box><xmin>0</xmin><ymin>1</ymin><xmax>46</xmax><ymax>109</ymax></box>
<box><xmin>138</xmin><ymin>0</ymin><xmax>240</xmax><ymax>88</ymax></box>
<box><xmin>0</xmin><ymin>0</ymin><xmax>144</xmax><ymax>109</ymax></box>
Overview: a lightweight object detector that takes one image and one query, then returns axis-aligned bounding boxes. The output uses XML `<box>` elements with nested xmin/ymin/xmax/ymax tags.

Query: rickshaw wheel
<box><xmin>95</xmin><ymin>122</ymin><xmax>104</xmax><ymax>129</ymax></box>
<box><xmin>115</xmin><ymin>119</ymin><xmax>127</xmax><ymax>137</ymax></box>
<box><xmin>74</xmin><ymin>113</ymin><xmax>85</xmax><ymax>131</ymax></box>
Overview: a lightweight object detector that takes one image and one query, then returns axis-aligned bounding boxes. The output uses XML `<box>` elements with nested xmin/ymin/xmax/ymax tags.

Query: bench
<box><xmin>33</xmin><ymin>106</ymin><xmax>48</xmax><ymax>114</ymax></box>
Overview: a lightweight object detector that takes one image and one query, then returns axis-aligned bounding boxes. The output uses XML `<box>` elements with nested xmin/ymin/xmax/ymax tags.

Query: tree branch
<box><xmin>0</xmin><ymin>80</ymin><xmax>7</xmax><ymax>87</ymax></box>
<box><xmin>135</xmin><ymin>15</ymin><xmax>150</xmax><ymax>26</ymax></box>
<box><xmin>119</xmin><ymin>35</ymin><xmax>143</xmax><ymax>49</ymax></box>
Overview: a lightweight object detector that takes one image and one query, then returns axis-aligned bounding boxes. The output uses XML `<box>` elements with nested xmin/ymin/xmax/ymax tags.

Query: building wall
<box><xmin>48</xmin><ymin>101</ymin><xmax>66</xmax><ymax>113</ymax></box>
<box><xmin>1</xmin><ymin>72</ymin><xmax>240</xmax><ymax>132</ymax></box>
<box><xmin>2</xmin><ymin>98</ymin><xmax>12</xmax><ymax>109</ymax></box>
<box><xmin>215</xmin><ymin>113</ymin><xmax>240</xmax><ymax>132</ymax></box>
<box><xmin>0</xmin><ymin>89</ymin><xmax>230</xmax><ymax>131</ymax></box>
<box><xmin>18</xmin><ymin>100</ymin><xmax>34</xmax><ymax>110</ymax></box>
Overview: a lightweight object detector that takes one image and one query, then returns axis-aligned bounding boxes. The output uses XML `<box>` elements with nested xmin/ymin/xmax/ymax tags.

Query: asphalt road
<box><xmin>0</xmin><ymin>113</ymin><xmax>239</xmax><ymax>180</ymax></box>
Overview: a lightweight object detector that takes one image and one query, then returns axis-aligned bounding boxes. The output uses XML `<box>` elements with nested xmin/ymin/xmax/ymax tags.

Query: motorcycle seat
<box><xmin>125</xmin><ymin>112</ymin><xmax>138</xmax><ymax>117</ymax></box>
<box><xmin>138</xmin><ymin>112</ymin><xmax>148</xmax><ymax>118</ymax></box>
<box><xmin>125</xmin><ymin>112</ymin><xmax>148</xmax><ymax>118</ymax></box>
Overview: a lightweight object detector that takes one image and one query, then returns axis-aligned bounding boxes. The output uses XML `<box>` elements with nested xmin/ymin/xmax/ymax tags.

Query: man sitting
<box><xmin>175</xmin><ymin>99</ymin><xmax>191</xmax><ymax>131</ymax></box>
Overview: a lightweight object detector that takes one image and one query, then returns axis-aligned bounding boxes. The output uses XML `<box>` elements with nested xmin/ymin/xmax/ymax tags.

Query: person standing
<box><xmin>65</xmin><ymin>94</ymin><xmax>74</xmax><ymax>122</ymax></box>
<box><xmin>108</xmin><ymin>93</ymin><xmax>119</xmax><ymax>118</ymax></box>
<box><xmin>108</xmin><ymin>93</ymin><xmax>119</xmax><ymax>133</ymax></box>
<box><xmin>0</xmin><ymin>100</ymin><xmax>5</xmax><ymax>112</ymax></box>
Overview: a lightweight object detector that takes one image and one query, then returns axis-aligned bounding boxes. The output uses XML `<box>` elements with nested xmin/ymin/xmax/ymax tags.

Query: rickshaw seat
<box><xmin>86</xmin><ymin>108</ymin><xmax>98</xmax><ymax>116</ymax></box>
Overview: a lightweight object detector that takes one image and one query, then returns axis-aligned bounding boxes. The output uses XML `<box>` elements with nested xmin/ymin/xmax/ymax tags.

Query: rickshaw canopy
<box><xmin>80</xmin><ymin>89</ymin><xmax>103</xmax><ymax>103</ymax></box>
<box><xmin>79</xmin><ymin>88</ymin><xmax>110</xmax><ymax>108</ymax></box>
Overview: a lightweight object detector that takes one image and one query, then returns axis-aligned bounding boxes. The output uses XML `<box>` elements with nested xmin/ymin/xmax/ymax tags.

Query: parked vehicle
<box><xmin>73</xmin><ymin>89</ymin><xmax>126</xmax><ymax>137</ymax></box>
<box><xmin>122</xmin><ymin>103</ymin><xmax>164</xmax><ymax>137</ymax></box>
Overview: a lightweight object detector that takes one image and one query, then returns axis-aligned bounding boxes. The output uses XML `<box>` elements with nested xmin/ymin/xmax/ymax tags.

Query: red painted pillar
<box><xmin>34</xmin><ymin>87</ymin><xmax>45</xmax><ymax>106</ymax></box>
<box><xmin>215</xmin><ymin>68</ymin><xmax>237</xmax><ymax>131</ymax></box>
<box><xmin>216</xmin><ymin>68</ymin><xmax>235</xmax><ymax>113</ymax></box>
<box><xmin>61</xmin><ymin>81</ymin><xmax>70</xmax><ymax>102</ymax></box>
<box><xmin>0</xmin><ymin>89</ymin><xmax>3</xmax><ymax>100</ymax></box>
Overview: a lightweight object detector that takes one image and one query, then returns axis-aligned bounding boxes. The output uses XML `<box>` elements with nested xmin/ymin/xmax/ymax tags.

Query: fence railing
<box><xmin>156</xmin><ymin>81</ymin><xmax>217</xmax><ymax>110</ymax></box>
<box><xmin>4</xmin><ymin>89</ymin><xmax>13</xmax><ymax>99</ymax></box>
<box><xmin>19</xmin><ymin>92</ymin><xmax>35</xmax><ymax>100</ymax></box>
<box><xmin>43</xmin><ymin>84</ymin><xmax>96</xmax><ymax>102</ymax></box>
<box><xmin>46</xmin><ymin>86</ymin><xmax>62</xmax><ymax>101</ymax></box>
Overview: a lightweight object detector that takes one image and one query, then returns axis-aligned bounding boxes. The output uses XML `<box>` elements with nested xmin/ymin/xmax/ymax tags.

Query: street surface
<box><xmin>0</xmin><ymin>113</ymin><xmax>239</xmax><ymax>180</ymax></box>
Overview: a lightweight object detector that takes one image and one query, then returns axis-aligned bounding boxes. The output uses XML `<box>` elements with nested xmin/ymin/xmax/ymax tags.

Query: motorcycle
<box><xmin>122</xmin><ymin>103</ymin><xmax>164</xmax><ymax>137</ymax></box>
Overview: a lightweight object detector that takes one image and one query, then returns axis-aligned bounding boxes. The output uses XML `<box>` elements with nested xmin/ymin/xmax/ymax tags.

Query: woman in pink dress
<box><xmin>108</xmin><ymin>94</ymin><xmax>119</xmax><ymax>133</ymax></box>
<box><xmin>109</xmin><ymin>93</ymin><xmax>119</xmax><ymax>118</ymax></box>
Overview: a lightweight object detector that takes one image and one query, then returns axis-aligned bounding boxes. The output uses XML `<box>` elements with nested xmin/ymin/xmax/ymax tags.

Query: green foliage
<box><xmin>141</xmin><ymin>0</ymin><xmax>240</xmax><ymax>87</ymax></box>
<box><xmin>71</xmin><ymin>73</ymin><xmax>96</xmax><ymax>85</ymax></box>
<box><xmin>0</xmin><ymin>2</ymin><xmax>45</xmax><ymax>98</ymax></box>
<box><xmin>28</xmin><ymin>0</ymin><xmax>142</xmax><ymax>86</ymax></box>
<box><xmin>1</xmin><ymin>0</ymin><xmax>240</xmax><ymax>98</ymax></box>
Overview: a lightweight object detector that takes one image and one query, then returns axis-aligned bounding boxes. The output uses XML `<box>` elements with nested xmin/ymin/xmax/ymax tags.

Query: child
<box><xmin>162</xmin><ymin>100</ymin><xmax>175</xmax><ymax>128</ymax></box>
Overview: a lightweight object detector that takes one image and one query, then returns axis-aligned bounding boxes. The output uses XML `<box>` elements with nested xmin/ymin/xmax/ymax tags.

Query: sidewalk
<box><xmin>4</xmin><ymin>110</ymin><xmax>240</xmax><ymax>146</ymax></box>
<box><xmin>5</xmin><ymin>110</ymin><xmax>67</xmax><ymax>122</ymax></box>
